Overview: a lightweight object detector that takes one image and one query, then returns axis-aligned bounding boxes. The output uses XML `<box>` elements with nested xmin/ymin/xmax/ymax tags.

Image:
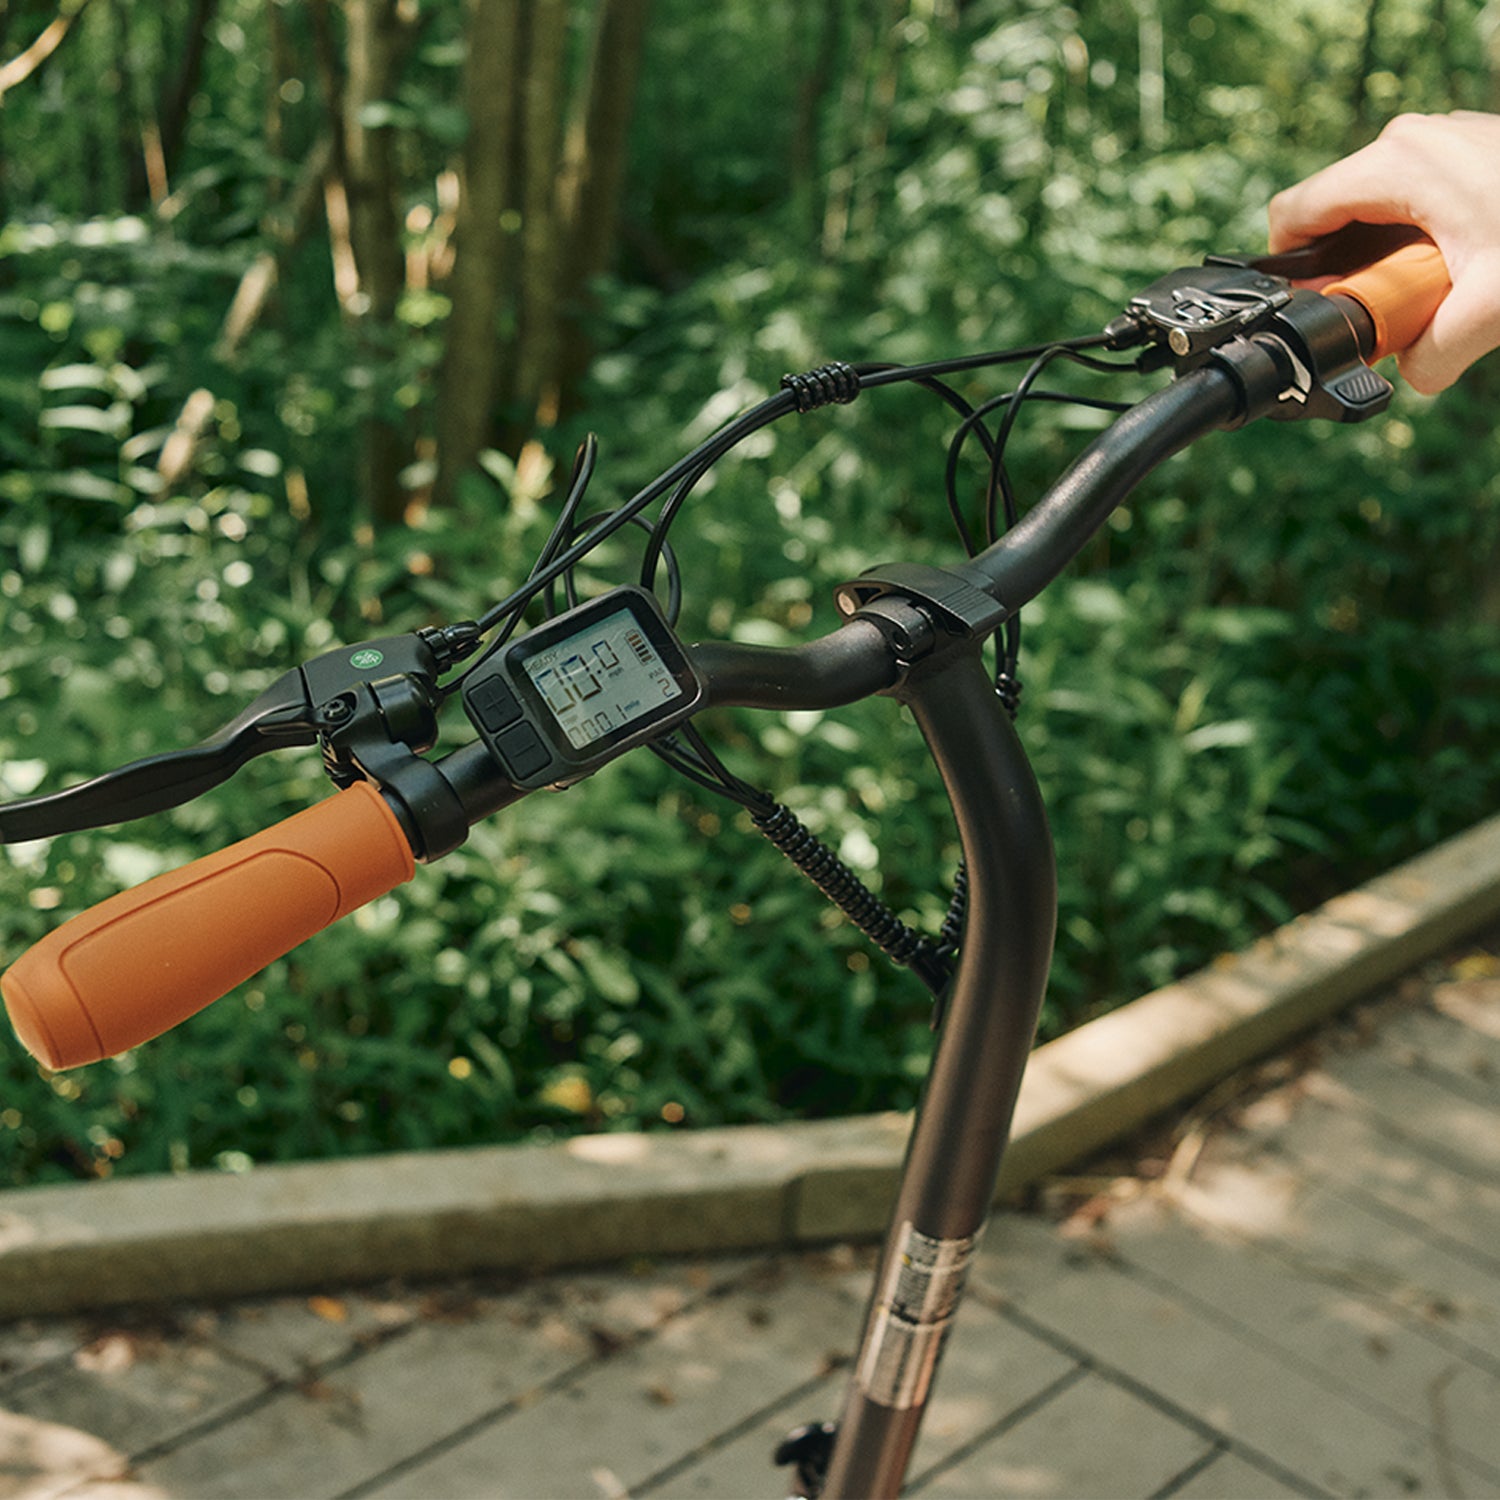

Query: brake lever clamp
<box><xmin>1108</xmin><ymin>262</ymin><xmax>1295</xmax><ymax>367</ymax></box>
<box><xmin>1111</xmin><ymin>260</ymin><xmax>1393</xmax><ymax>426</ymax></box>
<box><xmin>301</xmin><ymin>624</ymin><xmax>479</xmax><ymax>861</ymax></box>
<box><xmin>0</xmin><ymin>622</ymin><xmax>481</xmax><ymax>854</ymax></box>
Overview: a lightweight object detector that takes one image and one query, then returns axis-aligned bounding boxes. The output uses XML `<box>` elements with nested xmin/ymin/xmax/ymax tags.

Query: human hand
<box><xmin>1268</xmin><ymin>111</ymin><xmax>1500</xmax><ymax>393</ymax></box>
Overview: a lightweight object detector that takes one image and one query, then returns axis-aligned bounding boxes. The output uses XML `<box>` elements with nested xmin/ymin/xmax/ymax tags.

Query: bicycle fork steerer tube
<box><xmin>819</xmin><ymin>643</ymin><xmax>1057</xmax><ymax>1500</ymax></box>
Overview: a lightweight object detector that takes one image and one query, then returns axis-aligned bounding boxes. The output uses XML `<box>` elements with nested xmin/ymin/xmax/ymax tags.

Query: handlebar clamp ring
<box><xmin>835</xmin><ymin>562</ymin><xmax>1008</xmax><ymax>649</ymax></box>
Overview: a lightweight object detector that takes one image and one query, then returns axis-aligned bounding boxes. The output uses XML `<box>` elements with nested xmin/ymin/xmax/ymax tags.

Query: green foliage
<box><xmin>4</xmin><ymin>0</ymin><xmax>1500</xmax><ymax>1186</ymax></box>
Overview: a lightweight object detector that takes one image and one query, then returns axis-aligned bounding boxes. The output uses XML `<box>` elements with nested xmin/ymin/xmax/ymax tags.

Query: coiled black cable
<box><xmin>750</xmin><ymin>801</ymin><xmax>953</xmax><ymax>998</ymax></box>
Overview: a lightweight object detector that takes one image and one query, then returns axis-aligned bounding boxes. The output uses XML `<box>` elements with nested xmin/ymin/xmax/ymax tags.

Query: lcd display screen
<box><xmin>517</xmin><ymin>604</ymin><xmax>687</xmax><ymax>751</ymax></box>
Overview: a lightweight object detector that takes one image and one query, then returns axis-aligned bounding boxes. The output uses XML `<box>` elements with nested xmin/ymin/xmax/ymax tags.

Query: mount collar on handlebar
<box><xmin>833</xmin><ymin>560</ymin><xmax>1009</xmax><ymax>658</ymax></box>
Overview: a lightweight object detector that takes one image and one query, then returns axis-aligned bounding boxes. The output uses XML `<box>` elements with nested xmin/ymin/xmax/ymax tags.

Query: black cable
<box><xmin>536</xmin><ymin>434</ymin><xmax>601</xmax><ymax>616</ymax></box>
<box><xmin>439</xmin><ymin>332</ymin><xmax>1140</xmax><ymax>997</ymax></box>
<box><xmin>650</xmin><ymin>723</ymin><xmax>764</xmax><ymax>809</ymax></box>
<box><xmin>455</xmin><ymin>333</ymin><xmax>1125</xmax><ymax>682</ymax></box>
<box><xmin>616</xmin><ymin>340</ymin><xmax>1130</xmax><ymax>624</ymax></box>
<box><xmin>852</xmin><ymin>332</ymin><xmax>1118</xmax><ymax>392</ymax></box>
<box><xmin>472</xmin><ymin>389</ymin><xmax>801</xmax><ymax>637</ymax></box>
<box><xmin>551</xmin><ymin>510</ymin><xmax>683</xmax><ymax>621</ymax></box>
<box><xmin>443</xmin><ymin>436</ymin><xmax>603</xmax><ymax>696</ymax></box>
<box><xmin>942</xmin><ymin>389</ymin><xmax>1133</xmax><ymax>557</ymax></box>
<box><xmin>987</xmin><ymin>346</ymin><xmax>1136</xmax><ymax>545</ymax></box>
<box><xmin>648</xmin><ymin>721</ymin><xmax>955</xmax><ymax>998</ymax></box>
<box><xmin>925</xmin><ymin>350</ymin><xmax>1134</xmax><ymax>700</ymax></box>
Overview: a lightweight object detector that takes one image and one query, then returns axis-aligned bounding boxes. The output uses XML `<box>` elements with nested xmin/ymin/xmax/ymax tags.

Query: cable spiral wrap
<box><xmin>938</xmin><ymin>861</ymin><xmax>968</xmax><ymax>955</ymax></box>
<box><xmin>995</xmin><ymin>673</ymin><xmax>1024</xmax><ymax>719</ymax></box>
<box><xmin>780</xmin><ymin>361</ymin><xmax>861</xmax><ymax>413</ymax></box>
<box><xmin>751</xmin><ymin>802</ymin><xmax>926</xmax><ymax>966</ymax></box>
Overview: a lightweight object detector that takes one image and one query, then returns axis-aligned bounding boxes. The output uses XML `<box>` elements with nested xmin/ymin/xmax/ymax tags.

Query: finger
<box><xmin>1398</xmin><ymin>272</ymin><xmax>1500</xmax><ymax>393</ymax></box>
<box><xmin>1268</xmin><ymin>152</ymin><xmax>1418</xmax><ymax>251</ymax></box>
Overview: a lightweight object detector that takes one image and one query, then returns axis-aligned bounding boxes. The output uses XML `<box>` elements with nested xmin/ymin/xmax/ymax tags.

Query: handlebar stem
<box><xmin>822</xmin><ymin>642</ymin><xmax>1057</xmax><ymax>1499</ymax></box>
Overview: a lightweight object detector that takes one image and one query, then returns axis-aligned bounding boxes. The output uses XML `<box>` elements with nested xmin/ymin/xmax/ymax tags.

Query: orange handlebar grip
<box><xmin>1323</xmin><ymin>240</ymin><xmax>1452</xmax><ymax>363</ymax></box>
<box><xmin>1</xmin><ymin>781</ymin><xmax>415</xmax><ymax>1071</ymax></box>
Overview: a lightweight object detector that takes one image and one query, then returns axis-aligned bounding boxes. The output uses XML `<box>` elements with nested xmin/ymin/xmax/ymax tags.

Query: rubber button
<box><xmin>468</xmin><ymin>678</ymin><xmax>522</xmax><ymax>732</ymax></box>
<box><xmin>497</xmin><ymin>723</ymin><xmax>551</xmax><ymax>780</ymax></box>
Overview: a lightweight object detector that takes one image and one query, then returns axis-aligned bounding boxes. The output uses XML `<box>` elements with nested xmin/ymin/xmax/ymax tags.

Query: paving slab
<box><xmin>0</xmin><ymin>1323</ymin><xmax>86</xmax><ymax>1390</ymax></box>
<box><xmin>355</xmin><ymin>1264</ymin><xmax>865</xmax><ymax>1500</ymax></box>
<box><xmin>905</xmin><ymin>1371</ymin><xmax>1212</xmax><ymax>1500</ymax></box>
<box><xmin>999</xmin><ymin>1274</ymin><xmax>1477</xmax><ymax>1497</ymax></box>
<box><xmin>3</xmin><ymin>1333</ymin><xmax>266</xmax><ymax>1467</ymax></box>
<box><xmin>1101</xmin><ymin>1196</ymin><xmax>1500</xmax><ymax>1475</ymax></box>
<box><xmin>1369</xmin><ymin>989</ymin><xmax>1500</xmax><ymax>1084</ymax></box>
<box><xmin>136</xmin><ymin>1259</ymin><xmax>757</xmax><ymax>1500</ymax></box>
<box><xmin>1164</xmin><ymin>1450</ymin><xmax>1313</xmax><ymax>1500</ymax></box>
<box><xmin>1315</xmin><ymin>1046</ymin><xmax>1500</xmax><ymax>1185</ymax></box>
<box><xmin>639</xmin><ymin>1295</ymin><xmax>1076</xmax><ymax>1500</ymax></box>
<box><xmin>976</xmin><ymin>985</ymin><xmax>1500</xmax><ymax>1497</ymax></box>
<box><xmin>0</xmin><ymin>1407</ymin><xmax>136</xmax><ymax>1500</ymax></box>
<box><xmin>1215</xmin><ymin>1062</ymin><xmax>1500</xmax><ymax>1275</ymax></box>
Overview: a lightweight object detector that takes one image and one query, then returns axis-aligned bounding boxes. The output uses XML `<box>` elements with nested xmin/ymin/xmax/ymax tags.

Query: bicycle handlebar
<box><xmin>2</xmin><ymin>236</ymin><xmax>1455</xmax><ymax>1072</ymax></box>
<box><xmin>0</xmin><ymin>782</ymin><xmax>414</xmax><ymax>1070</ymax></box>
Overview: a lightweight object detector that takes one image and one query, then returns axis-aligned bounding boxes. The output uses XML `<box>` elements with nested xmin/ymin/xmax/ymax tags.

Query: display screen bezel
<box><xmin>502</xmin><ymin>587</ymin><xmax>702</xmax><ymax>767</ymax></box>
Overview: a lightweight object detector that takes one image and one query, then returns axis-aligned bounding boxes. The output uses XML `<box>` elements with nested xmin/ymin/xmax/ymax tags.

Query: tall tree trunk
<box><xmin>433</xmin><ymin>0</ymin><xmax>521</xmax><ymax>510</ymax></box>
<box><xmin>1350</xmin><ymin>0</ymin><xmax>1385</xmax><ymax>133</ymax></box>
<box><xmin>434</xmin><ymin>0</ymin><xmax>653</xmax><ymax>504</ymax></box>
<box><xmin>847</xmin><ymin>0</ymin><xmax>906</xmax><ymax>249</ymax></box>
<box><xmin>511</xmin><ymin>0</ymin><xmax>570</xmax><ymax>430</ymax></box>
<box><xmin>1136</xmin><ymin>0</ymin><xmax>1165</xmax><ymax>150</ymax></box>
<box><xmin>822</xmin><ymin>1</ymin><xmax>897</xmax><ymax>257</ymax></box>
<box><xmin>122</xmin><ymin>0</ymin><xmax>218</xmax><ymax>207</ymax></box>
<box><xmin>0</xmin><ymin>7</ymin><xmax>10</xmax><ymax>232</ymax></box>
<box><xmin>265</xmin><ymin>0</ymin><xmax>294</xmax><ymax>182</ymax></box>
<box><xmin>553</xmin><ymin>0</ymin><xmax>653</xmax><ymax>401</ymax></box>
<box><xmin>107</xmin><ymin>0</ymin><xmax>141</xmax><ymax>211</ymax></box>
<box><xmin>787</xmin><ymin>2</ymin><xmax>844</xmax><ymax>247</ymax></box>
<box><xmin>343</xmin><ymin>0</ymin><xmax>405</xmax><ymax>316</ymax></box>
<box><xmin>341</xmin><ymin>0</ymin><xmax>410</xmax><ymax>529</ymax></box>
<box><xmin>157</xmin><ymin>0</ymin><xmax>218</xmax><ymax>188</ymax></box>
<box><xmin>214</xmin><ymin>135</ymin><xmax>334</xmax><ymax>361</ymax></box>
<box><xmin>1489</xmin><ymin>0</ymin><xmax>1500</xmax><ymax>108</ymax></box>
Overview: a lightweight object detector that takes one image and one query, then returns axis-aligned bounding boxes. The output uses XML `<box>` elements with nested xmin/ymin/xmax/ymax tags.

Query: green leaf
<box><xmin>38</xmin><ymin>363</ymin><xmax>113</xmax><ymax>393</ymax></box>
<box><xmin>46</xmin><ymin>471</ymin><xmax>131</xmax><ymax>504</ymax></box>
<box><xmin>1183</xmin><ymin>721</ymin><xmax>1256</xmax><ymax>751</ymax></box>
<box><xmin>39</xmin><ymin>402</ymin><xmax>130</xmax><ymax>437</ymax></box>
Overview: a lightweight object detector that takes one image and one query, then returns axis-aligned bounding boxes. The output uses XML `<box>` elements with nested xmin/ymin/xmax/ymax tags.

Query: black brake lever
<box><xmin>0</xmin><ymin>668</ymin><xmax>319</xmax><ymax>842</ymax></box>
<box><xmin>0</xmin><ymin>623</ymin><xmax>482</xmax><ymax>843</ymax></box>
<box><xmin>1228</xmin><ymin>220</ymin><xmax>1428</xmax><ymax>280</ymax></box>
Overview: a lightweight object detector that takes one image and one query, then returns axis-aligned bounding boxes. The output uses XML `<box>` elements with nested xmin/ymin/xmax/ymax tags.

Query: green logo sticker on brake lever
<box><xmin>349</xmin><ymin>648</ymin><xmax>385</xmax><ymax>670</ymax></box>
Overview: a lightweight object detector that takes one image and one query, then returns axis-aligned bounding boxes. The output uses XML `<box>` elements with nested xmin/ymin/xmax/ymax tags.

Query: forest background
<box><xmin>3</xmin><ymin>0</ymin><xmax>1500</xmax><ymax>1187</ymax></box>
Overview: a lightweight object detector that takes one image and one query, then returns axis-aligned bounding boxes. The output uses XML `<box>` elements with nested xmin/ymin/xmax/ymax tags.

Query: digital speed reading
<box><xmin>462</xmin><ymin>586</ymin><xmax>704</xmax><ymax>789</ymax></box>
<box><xmin>521</xmin><ymin>606</ymin><xmax>684</xmax><ymax>749</ymax></box>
